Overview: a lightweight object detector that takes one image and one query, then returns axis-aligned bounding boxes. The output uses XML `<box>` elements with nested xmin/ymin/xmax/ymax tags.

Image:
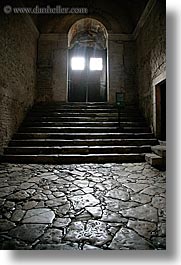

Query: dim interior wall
<box><xmin>0</xmin><ymin>13</ymin><xmax>38</xmax><ymax>154</ymax></box>
<box><xmin>36</xmin><ymin>34</ymin><xmax>67</xmax><ymax>102</ymax></box>
<box><xmin>37</xmin><ymin>33</ymin><xmax>137</xmax><ymax>105</ymax></box>
<box><xmin>108</xmin><ymin>34</ymin><xmax>138</xmax><ymax>105</ymax></box>
<box><xmin>136</xmin><ymin>0</ymin><xmax>166</xmax><ymax>131</ymax></box>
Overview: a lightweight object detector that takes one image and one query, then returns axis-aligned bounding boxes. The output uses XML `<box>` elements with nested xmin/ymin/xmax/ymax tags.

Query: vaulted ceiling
<box><xmin>23</xmin><ymin>0</ymin><xmax>149</xmax><ymax>33</ymax></box>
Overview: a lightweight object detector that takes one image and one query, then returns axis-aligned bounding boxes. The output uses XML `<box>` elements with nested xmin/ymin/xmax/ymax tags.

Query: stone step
<box><xmin>145</xmin><ymin>153</ymin><xmax>166</xmax><ymax>169</ymax></box>
<box><xmin>22</xmin><ymin>121</ymin><xmax>147</xmax><ymax>127</ymax></box>
<box><xmin>25</xmin><ymin>116</ymin><xmax>145</xmax><ymax>122</ymax></box>
<box><xmin>9</xmin><ymin>138</ymin><xmax>158</xmax><ymax>147</ymax></box>
<box><xmin>13</xmin><ymin>132</ymin><xmax>155</xmax><ymax>140</ymax></box>
<box><xmin>1</xmin><ymin>153</ymin><xmax>146</xmax><ymax>164</ymax></box>
<box><xmin>18</xmin><ymin>126</ymin><xmax>151</xmax><ymax>133</ymax></box>
<box><xmin>4</xmin><ymin>146</ymin><xmax>151</xmax><ymax>155</ymax></box>
<box><xmin>151</xmin><ymin>145</ymin><xmax>166</xmax><ymax>158</ymax></box>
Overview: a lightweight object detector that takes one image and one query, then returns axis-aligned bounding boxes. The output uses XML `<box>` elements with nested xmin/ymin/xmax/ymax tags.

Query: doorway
<box><xmin>68</xmin><ymin>46</ymin><xmax>107</xmax><ymax>102</ymax></box>
<box><xmin>155</xmin><ymin>80</ymin><xmax>166</xmax><ymax>140</ymax></box>
<box><xmin>67</xmin><ymin>18</ymin><xmax>108</xmax><ymax>103</ymax></box>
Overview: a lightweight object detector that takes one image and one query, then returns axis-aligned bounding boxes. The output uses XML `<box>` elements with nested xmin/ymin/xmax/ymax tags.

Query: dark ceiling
<box><xmin>16</xmin><ymin>0</ymin><xmax>149</xmax><ymax>33</ymax></box>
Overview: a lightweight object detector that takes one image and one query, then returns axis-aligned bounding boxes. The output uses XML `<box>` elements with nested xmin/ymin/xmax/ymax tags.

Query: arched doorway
<box><xmin>68</xmin><ymin>18</ymin><xmax>108</xmax><ymax>102</ymax></box>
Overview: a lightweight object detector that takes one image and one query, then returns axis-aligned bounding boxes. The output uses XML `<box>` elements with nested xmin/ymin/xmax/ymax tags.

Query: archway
<box><xmin>67</xmin><ymin>18</ymin><xmax>108</xmax><ymax>102</ymax></box>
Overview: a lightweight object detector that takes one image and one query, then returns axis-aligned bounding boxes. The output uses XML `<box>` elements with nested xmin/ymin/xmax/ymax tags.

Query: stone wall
<box><xmin>0</xmin><ymin>13</ymin><xmax>38</xmax><ymax>154</ymax></box>
<box><xmin>37</xmin><ymin>34</ymin><xmax>67</xmax><ymax>102</ymax></box>
<box><xmin>108</xmin><ymin>35</ymin><xmax>137</xmax><ymax>105</ymax></box>
<box><xmin>136</xmin><ymin>0</ymin><xmax>166</xmax><ymax>130</ymax></box>
<box><xmin>37</xmin><ymin>33</ymin><xmax>137</xmax><ymax>105</ymax></box>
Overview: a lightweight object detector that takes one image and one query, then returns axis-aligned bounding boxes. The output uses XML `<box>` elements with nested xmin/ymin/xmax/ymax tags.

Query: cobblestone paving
<box><xmin>0</xmin><ymin>163</ymin><xmax>166</xmax><ymax>250</ymax></box>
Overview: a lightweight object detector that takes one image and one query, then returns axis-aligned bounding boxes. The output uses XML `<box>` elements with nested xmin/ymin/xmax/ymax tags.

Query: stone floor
<box><xmin>0</xmin><ymin>162</ymin><xmax>166</xmax><ymax>250</ymax></box>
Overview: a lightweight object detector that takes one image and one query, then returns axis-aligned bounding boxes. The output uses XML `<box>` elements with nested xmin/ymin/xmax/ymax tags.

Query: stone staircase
<box><xmin>1</xmin><ymin>103</ymin><xmax>158</xmax><ymax>164</ymax></box>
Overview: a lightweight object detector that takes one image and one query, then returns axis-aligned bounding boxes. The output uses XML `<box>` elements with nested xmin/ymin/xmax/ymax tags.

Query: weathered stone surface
<box><xmin>65</xmin><ymin>220</ymin><xmax>112</xmax><ymax>246</ymax></box>
<box><xmin>105</xmin><ymin>198</ymin><xmax>138</xmax><ymax>212</ymax></box>
<box><xmin>0</xmin><ymin>186</ymin><xmax>17</xmax><ymax>198</ymax></box>
<box><xmin>22</xmin><ymin>208</ymin><xmax>55</xmax><ymax>224</ymax></box>
<box><xmin>34</xmin><ymin>243</ymin><xmax>79</xmax><ymax>250</ymax></box>
<box><xmin>22</xmin><ymin>201</ymin><xmax>38</xmax><ymax>210</ymax></box>
<box><xmin>0</xmin><ymin>162</ymin><xmax>166</xmax><ymax>250</ymax></box>
<box><xmin>8</xmin><ymin>191</ymin><xmax>30</xmax><ymax>201</ymax></box>
<box><xmin>86</xmin><ymin>206</ymin><xmax>102</xmax><ymax>218</ymax></box>
<box><xmin>53</xmin><ymin>217</ymin><xmax>71</xmax><ymax>228</ymax></box>
<box><xmin>141</xmin><ymin>186</ymin><xmax>165</xmax><ymax>196</ymax></box>
<box><xmin>9</xmin><ymin>224</ymin><xmax>48</xmax><ymax>243</ymax></box>
<box><xmin>11</xmin><ymin>209</ymin><xmax>25</xmax><ymax>222</ymax></box>
<box><xmin>46</xmin><ymin>196</ymin><xmax>67</xmax><ymax>207</ymax></box>
<box><xmin>109</xmin><ymin>228</ymin><xmax>154</xmax><ymax>250</ymax></box>
<box><xmin>127</xmin><ymin>220</ymin><xmax>157</xmax><ymax>239</ymax></box>
<box><xmin>123</xmin><ymin>183</ymin><xmax>148</xmax><ymax>193</ymax></box>
<box><xmin>151</xmin><ymin>196</ymin><xmax>166</xmax><ymax>209</ymax></box>
<box><xmin>39</xmin><ymin>228</ymin><xmax>63</xmax><ymax>243</ymax></box>
<box><xmin>101</xmin><ymin>211</ymin><xmax>126</xmax><ymax>223</ymax></box>
<box><xmin>105</xmin><ymin>188</ymin><xmax>129</xmax><ymax>201</ymax></box>
<box><xmin>130</xmin><ymin>193</ymin><xmax>151</xmax><ymax>204</ymax></box>
<box><xmin>0</xmin><ymin>219</ymin><xmax>16</xmax><ymax>231</ymax></box>
<box><xmin>70</xmin><ymin>194</ymin><xmax>100</xmax><ymax>210</ymax></box>
<box><xmin>120</xmin><ymin>205</ymin><xmax>158</xmax><ymax>222</ymax></box>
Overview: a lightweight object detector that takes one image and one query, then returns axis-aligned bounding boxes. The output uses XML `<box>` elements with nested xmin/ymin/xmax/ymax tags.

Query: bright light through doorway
<box><xmin>71</xmin><ymin>57</ymin><xmax>85</xmax><ymax>70</ymax></box>
<box><xmin>90</xmin><ymin>58</ymin><xmax>103</xmax><ymax>70</ymax></box>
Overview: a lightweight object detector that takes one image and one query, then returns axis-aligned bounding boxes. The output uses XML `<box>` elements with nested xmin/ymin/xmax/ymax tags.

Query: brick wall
<box><xmin>136</xmin><ymin>0</ymin><xmax>166</xmax><ymax>130</ymax></box>
<box><xmin>0</xmin><ymin>13</ymin><xmax>38</xmax><ymax>154</ymax></box>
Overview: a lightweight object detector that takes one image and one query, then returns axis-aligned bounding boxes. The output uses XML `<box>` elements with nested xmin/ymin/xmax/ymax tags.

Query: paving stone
<box><xmin>39</xmin><ymin>228</ymin><xmax>63</xmax><ymax>243</ymax></box>
<box><xmin>9</xmin><ymin>224</ymin><xmax>48</xmax><ymax>243</ymax></box>
<box><xmin>151</xmin><ymin>196</ymin><xmax>166</xmax><ymax>209</ymax></box>
<box><xmin>127</xmin><ymin>220</ymin><xmax>157</xmax><ymax>239</ymax></box>
<box><xmin>101</xmin><ymin>211</ymin><xmax>126</xmax><ymax>223</ymax></box>
<box><xmin>95</xmin><ymin>183</ymin><xmax>105</xmax><ymax>191</ymax></box>
<box><xmin>151</xmin><ymin>236</ymin><xmax>166</xmax><ymax>249</ymax></box>
<box><xmin>70</xmin><ymin>194</ymin><xmax>100</xmax><ymax>210</ymax></box>
<box><xmin>105</xmin><ymin>198</ymin><xmax>139</xmax><ymax>212</ymax></box>
<box><xmin>4</xmin><ymin>200</ymin><xmax>15</xmax><ymax>209</ymax></box>
<box><xmin>83</xmin><ymin>244</ymin><xmax>102</xmax><ymax>250</ymax></box>
<box><xmin>34</xmin><ymin>243</ymin><xmax>79</xmax><ymax>250</ymax></box>
<box><xmin>120</xmin><ymin>204</ymin><xmax>158</xmax><ymax>222</ymax></box>
<box><xmin>130</xmin><ymin>193</ymin><xmax>151</xmax><ymax>204</ymax></box>
<box><xmin>11</xmin><ymin>209</ymin><xmax>25</xmax><ymax>222</ymax></box>
<box><xmin>22</xmin><ymin>208</ymin><xmax>55</xmax><ymax>224</ymax></box>
<box><xmin>105</xmin><ymin>188</ymin><xmax>130</xmax><ymax>201</ymax></box>
<box><xmin>53</xmin><ymin>192</ymin><xmax>66</xmax><ymax>198</ymax></box>
<box><xmin>0</xmin><ymin>186</ymin><xmax>17</xmax><ymax>198</ymax></box>
<box><xmin>31</xmin><ymin>193</ymin><xmax>48</xmax><ymax>201</ymax></box>
<box><xmin>0</xmin><ymin>219</ymin><xmax>16</xmax><ymax>231</ymax></box>
<box><xmin>56</xmin><ymin>202</ymin><xmax>71</xmax><ymax>216</ymax></box>
<box><xmin>22</xmin><ymin>201</ymin><xmax>38</xmax><ymax>210</ymax></box>
<box><xmin>8</xmin><ymin>191</ymin><xmax>30</xmax><ymax>201</ymax></box>
<box><xmin>122</xmin><ymin>183</ymin><xmax>149</xmax><ymax>193</ymax></box>
<box><xmin>108</xmin><ymin>227</ymin><xmax>154</xmax><ymax>250</ymax></box>
<box><xmin>46</xmin><ymin>196</ymin><xmax>68</xmax><ymax>207</ymax></box>
<box><xmin>53</xmin><ymin>217</ymin><xmax>71</xmax><ymax>228</ymax></box>
<box><xmin>82</xmin><ymin>187</ymin><xmax>94</xmax><ymax>193</ymax></box>
<box><xmin>65</xmin><ymin>220</ymin><xmax>112</xmax><ymax>246</ymax></box>
<box><xmin>74</xmin><ymin>180</ymin><xmax>89</xmax><ymax>188</ymax></box>
<box><xmin>19</xmin><ymin>182</ymin><xmax>34</xmax><ymax>190</ymax></box>
<box><xmin>86</xmin><ymin>206</ymin><xmax>102</xmax><ymax>218</ymax></box>
<box><xmin>0</xmin><ymin>237</ymin><xmax>32</xmax><ymax>250</ymax></box>
<box><xmin>141</xmin><ymin>186</ymin><xmax>165</xmax><ymax>196</ymax></box>
<box><xmin>157</xmin><ymin>222</ymin><xmax>166</xmax><ymax>237</ymax></box>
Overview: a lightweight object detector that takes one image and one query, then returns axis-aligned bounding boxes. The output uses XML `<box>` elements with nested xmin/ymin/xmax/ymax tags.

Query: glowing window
<box><xmin>71</xmin><ymin>57</ymin><xmax>85</xmax><ymax>70</ymax></box>
<box><xmin>90</xmin><ymin>58</ymin><xmax>103</xmax><ymax>71</ymax></box>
